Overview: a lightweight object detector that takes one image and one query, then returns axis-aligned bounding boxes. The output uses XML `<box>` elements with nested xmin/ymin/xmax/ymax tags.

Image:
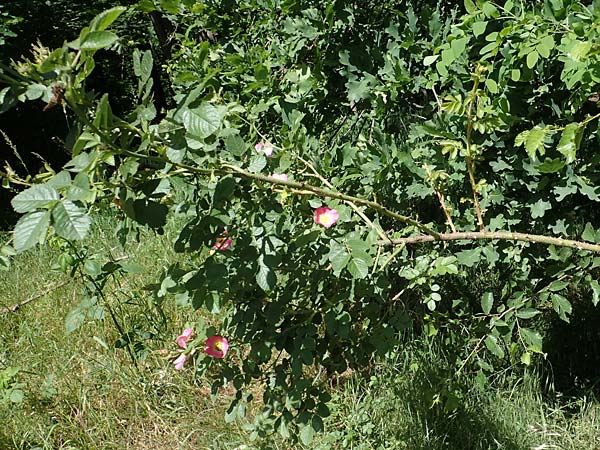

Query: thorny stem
<box><xmin>424</xmin><ymin>165</ymin><xmax>456</xmax><ymax>233</ymax></box>
<box><xmin>66</xmin><ymin>97</ymin><xmax>600</xmax><ymax>254</ymax></box>
<box><xmin>378</xmin><ymin>231</ymin><xmax>600</xmax><ymax>253</ymax></box>
<box><xmin>466</xmin><ymin>68</ymin><xmax>485</xmax><ymax>231</ymax></box>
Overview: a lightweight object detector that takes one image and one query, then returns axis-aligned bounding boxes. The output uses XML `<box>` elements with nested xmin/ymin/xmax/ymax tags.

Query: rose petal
<box><xmin>176</xmin><ymin>327</ymin><xmax>194</xmax><ymax>348</ymax></box>
<box><xmin>173</xmin><ymin>353</ymin><xmax>189</xmax><ymax>370</ymax></box>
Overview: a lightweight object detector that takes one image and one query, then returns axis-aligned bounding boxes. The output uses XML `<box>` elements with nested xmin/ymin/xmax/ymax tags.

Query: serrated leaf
<box><xmin>300</xmin><ymin>423</ymin><xmax>315</xmax><ymax>445</ymax></box>
<box><xmin>89</xmin><ymin>6</ymin><xmax>127</xmax><ymax>31</ymax></box>
<box><xmin>51</xmin><ymin>200</ymin><xmax>92</xmax><ymax>240</ymax></box>
<box><xmin>521</xmin><ymin>126</ymin><xmax>547</xmax><ymax>159</ymax></box>
<box><xmin>484</xmin><ymin>334</ymin><xmax>505</xmax><ymax>358</ymax></box>
<box><xmin>13</xmin><ymin>211</ymin><xmax>51</xmax><ymax>252</ymax></box>
<box><xmin>78</xmin><ymin>31</ymin><xmax>119</xmax><ymax>50</ymax></box>
<box><xmin>557</xmin><ymin>122</ymin><xmax>584</xmax><ymax>164</ymax></box>
<box><xmin>347</xmin><ymin>256</ymin><xmax>370</xmax><ymax>279</ymax></box>
<box><xmin>516</xmin><ymin>308</ymin><xmax>540</xmax><ymax>319</ymax></box>
<box><xmin>551</xmin><ymin>293</ymin><xmax>572</xmax><ymax>322</ymax></box>
<box><xmin>481</xmin><ymin>292</ymin><xmax>494</xmax><ymax>314</ymax></box>
<box><xmin>328</xmin><ymin>242</ymin><xmax>350</xmax><ymax>274</ymax></box>
<box><xmin>257</xmin><ymin>257</ymin><xmax>277</xmax><ymax>291</ymax></box>
<box><xmin>520</xmin><ymin>327</ymin><xmax>543</xmax><ymax>353</ymax></box>
<box><xmin>11</xmin><ymin>184</ymin><xmax>59</xmax><ymax>213</ymax></box>
<box><xmin>181</xmin><ymin>103</ymin><xmax>224</xmax><ymax>138</ymax></box>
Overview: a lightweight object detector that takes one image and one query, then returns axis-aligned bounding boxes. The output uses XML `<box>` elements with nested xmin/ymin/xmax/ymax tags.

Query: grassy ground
<box><xmin>1</xmin><ymin>215</ymin><xmax>599</xmax><ymax>449</ymax></box>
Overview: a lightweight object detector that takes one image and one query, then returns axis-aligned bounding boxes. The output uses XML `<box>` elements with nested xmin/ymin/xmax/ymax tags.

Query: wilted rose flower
<box><xmin>213</xmin><ymin>237</ymin><xmax>233</xmax><ymax>251</ymax></box>
<box><xmin>176</xmin><ymin>328</ymin><xmax>193</xmax><ymax>349</ymax></box>
<box><xmin>173</xmin><ymin>353</ymin><xmax>190</xmax><ymax>370</ymax></box>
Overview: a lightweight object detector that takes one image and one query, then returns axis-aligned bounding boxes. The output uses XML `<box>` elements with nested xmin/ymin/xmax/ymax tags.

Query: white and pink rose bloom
<box><xmin>314</xmin><ymin>207</ymin><xmax>339</xmax><ymax>228</ymax></box>
<box><xmin>255</xmin><ymin>141</ymin><xmax>274</xmax><ymax>158</ymax></box>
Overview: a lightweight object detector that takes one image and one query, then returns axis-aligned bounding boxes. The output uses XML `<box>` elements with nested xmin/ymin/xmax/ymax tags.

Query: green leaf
<box><xmin>526</xmin><ymin>50</ymin><xmax>539</xmax><ymax>69</ymax></box>
<box><xmin>13</xmin><ymin>211</ymin><xmax>51</xmax><ymax>252</ymax></box>
<box><xmin>484</xmin><ymin>334</ymin><xmax>505</xmax><ymax>358</ymax></box>
<box><xmin>300</xmin><ymin>423</ymin><xmax>315</xmax><ymax>445</ymax></box>
<box><xmin>464</xmin><ymin>0</ymin><xmax>477</xmax><ymax>13</ymax></box>
<box><xmin>347</xmin><ymin>255</ymin><xmax>370</xmax><ymax>279</ymax></box>
<box><xmin>557</xmin><ymin>122</ymin><xmax>584</xmax><ymax>164</ymax></box>
<box><xmin>485</xmin><ymin>79</ymin><xmax>498</xmax><ymax>94</ymax></box>
<box><xmin>423</xmin><ymin>55</ymin><xmax>439</xmax><ymax>66</ymax></box>
<box><xmin>79</xmin><ymin>31</ymin><xmax>119</xmax><ymax>50</ymax></box>
<box><xmin>472</xmin><ymin>21</ymin><xmax>488</xmax><ymax>38</ymax></box>
<box><xmin>520</xmin><ymin>327</ymin><xmax>543</xmax><ymax>353</ymax></box>
<box><xmin>482</xmin><ymin>1</ymin><xmax>499</xmax><ymax>17</ymax></box>
<box><xmin>590</xmin><ymin>279</ymin><xmax>600</xmax><ymax>306</ymax></box>
<box><xmin>510</xmin><ymin>69</ymin><xmax>520</xmax><ymax>81</ymax></box>
<box><xmin>225</xmin><ymin>134</ymin><xmax>247</xmax><ymax>156</ymax></box>
<box><xmin>65</xmin><ymin>307</ymin><xmax>86</xmax><ymax>333</ymax></box>
<box><xmin>11</xmin><ymin>184</ymin><xmax>59</xmax><ymax>213</ymax></box>
<box><xmin>515</xmin><ymin>126</ymin><xmax>548</xmax><ymax>159</ymax></box>
<box><xmin>257</xmin><ymin>256</ymin><xmax>277</xmax><ymax>291</ymax></box>
<box><xmin>551</xmin><ymin>293</ymin><xmax>572</xmax><ymax>322</ymax></box>
<box><xmin>582</xmin><ymin>222</ymin><xmax>597</xmax><ymax>242</ymax></box>
<box><xmin>536</xmin><ymin>158</ymin><xmax>565</xmax><ymax>173</ymax></box>
<box><xmin>536</xmin><ymin>35</ymin><xmax>555</xmax><ymax>58</ymax></box>
<box><xmin>181</xmin><ymin>103</ymin><xmax>224</xmax><ymax>138</ymax></box>
<box><xmin>52</xmin><ymin>200</ymin><xmax>92</xmax><ymax>240</ymax></box>
<box><xmin>481</xmin><ymin>292</ymin><xmax>494</xmax><ymax>314</ymax></box>
<box><xmin>456</xmin><ymin>248</ymin><xmax>481</xmax><ymax>267</ymax></box>
<box><xmin>530</xmin><ymin>199</ymin><xmax>551</xmax><ymax>219</ymax></box>
<box><xmin>89</xmin><ymin>6</ymin><xmax>127</xmax><ymax>31</ymax></box>
<box><xmin>328</xmin><ymin>241</ymin><xmax>350</xmax><ymax>274</ymax></box>
<box><xmin>516</xmin><ymin>308</ymin><xmax>540</xmax><ymax>319</ymax></box>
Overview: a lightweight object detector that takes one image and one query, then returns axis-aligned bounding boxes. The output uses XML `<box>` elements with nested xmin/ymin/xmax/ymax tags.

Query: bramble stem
<box><xmin>378</xmin><ymin>231</ymin><xmax>600</xmax><ymax>253</ymax></box>
<box><xmin>465</xmin><ymin>68</ymin><xmax>485</xmax><ymax>231</ymax></box>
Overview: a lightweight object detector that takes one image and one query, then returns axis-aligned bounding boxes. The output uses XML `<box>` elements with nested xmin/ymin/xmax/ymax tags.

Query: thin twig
<box><xmin>0</xmin><ymin>279</ymin><xmax>70</xmax><ymax>314</ymax></box>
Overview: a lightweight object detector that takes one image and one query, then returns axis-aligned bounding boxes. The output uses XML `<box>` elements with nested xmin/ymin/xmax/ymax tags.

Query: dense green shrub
<box><xmin>2</xmin><ymin>0</ymin><xmax>600</xmax><ymax>443</ymax></box>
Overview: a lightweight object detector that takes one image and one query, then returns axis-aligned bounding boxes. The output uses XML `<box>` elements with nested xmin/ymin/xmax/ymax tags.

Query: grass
<box><xmin>1</xmin><ymin>214</ymin><xmax>599</xmax><ymax>449</ymax></box>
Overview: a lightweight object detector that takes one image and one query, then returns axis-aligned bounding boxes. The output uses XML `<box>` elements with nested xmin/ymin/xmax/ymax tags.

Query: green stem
<box><xmin>378</xmin><ymin>231</ymin><xmax>600</xmax><ymax>253</ymax></box>
<box><xmin>466</xmin><ymin>67</ymin><xmax>485</xmax><ymax>231</ymax></box>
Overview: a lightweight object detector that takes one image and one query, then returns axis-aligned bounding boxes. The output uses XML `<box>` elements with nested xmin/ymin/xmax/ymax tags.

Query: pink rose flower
<box><xmin>204</xmin><ymin>336</ymin><xmax>229</xmax><ymax>359</ymax></box>
<box><xmin>255</xmin><ymin>141</ymin><xmax>274</xmax><ymax>158</ymax></box>
<box><xmin>313</xmin><ymin>207</ymin><xmax>339</xmax><ymax>228</ymax></box>
<box><xmin>173</xmin><ymin>353</ymin><xmax>190</xmax><ymax>370</ymax></box>
<box><xmin>176</xmin><ymin>327</ymin><xmax>194</xmax><ymax>349</ymax></box>
<box><xmin>213</xmin><ymin>237</ymin><xmax>233</xmax><ymax>251</ymax></box>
